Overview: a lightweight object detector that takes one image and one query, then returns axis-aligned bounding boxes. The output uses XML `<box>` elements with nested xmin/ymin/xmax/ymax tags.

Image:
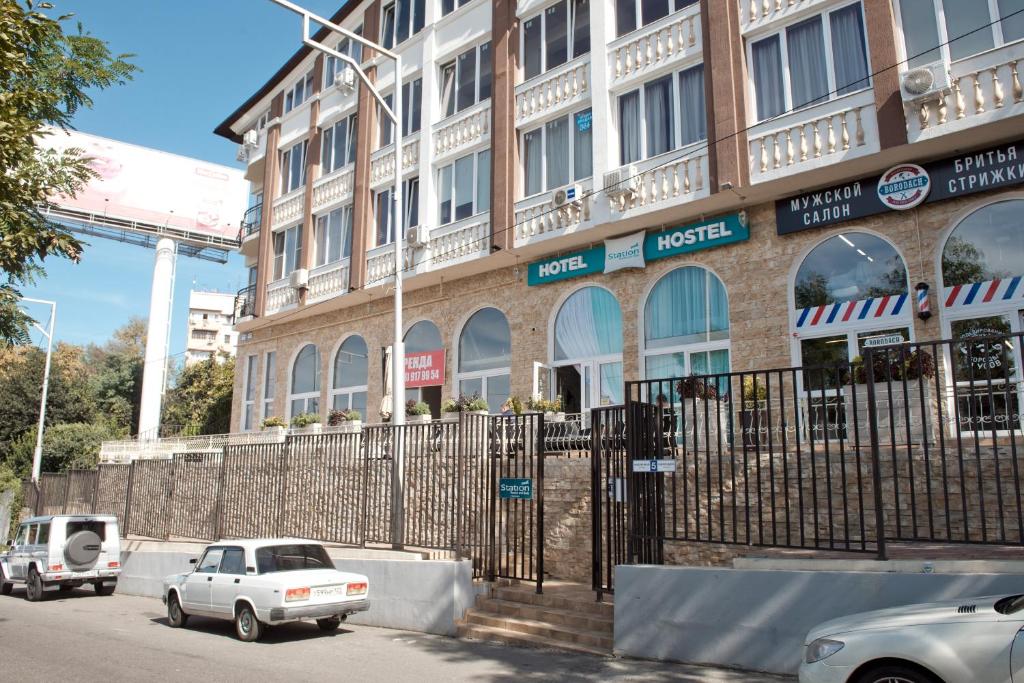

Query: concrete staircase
<box><xmin>457</xmin><ymin>581</ymin><xmax>613</xmax><ymax>656</ymax></box>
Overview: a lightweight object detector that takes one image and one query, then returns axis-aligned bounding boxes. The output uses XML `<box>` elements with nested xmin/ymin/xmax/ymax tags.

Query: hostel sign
<box><xmin>528</xmin><ymin>213</ymin><xmax>748</xmax><ymax>286</ymax></box>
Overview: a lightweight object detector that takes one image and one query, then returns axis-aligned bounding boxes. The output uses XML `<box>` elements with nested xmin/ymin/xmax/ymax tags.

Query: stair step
<box><xmin>462</xmin><ymin>610</ymin><xmax>613</xmax><ymax>650</ymax></box>
<box><xmin>456</xmin><ymin>622</ymin><xmax>612</xmax><ymax>657</ymax></box>
<box><xmin>476</xmin><ymin>598</ymin><xmax>613</xmax><ymax>633</ymax></box>
<box><xmin>492</xmin><ymin>586</ymin><xmax>613</xmax><ymax>618</ymax></box>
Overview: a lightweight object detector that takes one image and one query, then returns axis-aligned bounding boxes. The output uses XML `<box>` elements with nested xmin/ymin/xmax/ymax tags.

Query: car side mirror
<box><xmin>189</xmin><ymin>558</ymin><xmax>198</xmax><ymax>565</ymax></box>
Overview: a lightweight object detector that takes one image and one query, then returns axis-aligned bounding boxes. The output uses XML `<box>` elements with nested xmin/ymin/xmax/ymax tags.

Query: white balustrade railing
<box><xmin>369</xmin><ymin>137</ymin><xmax>420</xmax><ymax>186</ymax></box>
<box><xmin>428</xmin><ymin>216</ymin><xmax>489</xmax><ymax>266</ymax></box>
<box><xmin>515</xmin><ymin>59</ymin><xmax>590</xmax><ymax>125</ymax></box>
<box><xmin>312</xmin><ymin>167</ymin><xmax>354</xmax><ymax>210</ymax></box>
<box><xmin>306</xmin><ymin>259</ymin><xmax>350</xmax><ymax>303</ymax></box>
<box><xmin>608</xmin><ymin>151</ymin><xmax>708</xmax><ymax>213</ymax></box>
<box><xmin>265</xmin><ymin>277</ymin><xmax>297</xmax><ymax>315</ymax></box>
<box><xmin>432</xmin><ymin>102</ymin><xmax>491</xmax><ymax>159</ymax></box>
<box><xmin>514</xmin><ymin>180</ymin><xmax>594</xmax><ymax>245</ymax></box>
<box><xmin>610</xmin><ymin>7</ymin><xmax>700</xmax><ymax>85</ymax></box>
<box><xmin>271</xmin><ymin>189</ymin><xmax>305</xmax><ymax>229</ymax></box>
<box><xmin>748</xmin><ymin>89</ymin><xmax>877</xmax><ymax>183</ymax></box>
<box><xmin>365</xmin><ymin>243</ymin><xmax>415</xmax><ymax>285</ymax></box>
<box><xmin>740</xmin><ymin>0</ymin><xmax>820</xmax><ymax>32</ymax></box>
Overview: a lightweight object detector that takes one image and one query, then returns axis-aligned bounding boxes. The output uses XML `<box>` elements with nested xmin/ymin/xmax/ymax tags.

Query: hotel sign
<box><xmin>776</xmin><ymin>140</ymin><xmax>1024</xmax><ymax>235</ymax></box>
<box><xmin>528</xmin><ymin>214</ymin><xmax>748</xmax><ymax>286</ymax></box>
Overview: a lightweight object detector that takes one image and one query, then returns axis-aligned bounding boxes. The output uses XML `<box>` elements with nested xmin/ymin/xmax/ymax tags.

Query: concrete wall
<box><xmin>117</xmin><ymin>548</ymin><xmax>475</xmax><ymax>637</ymax></box>
<box><xmin>614</xmin><ymin>565</ymin><xmax>1024</xmax><ymax>676</ymax></box>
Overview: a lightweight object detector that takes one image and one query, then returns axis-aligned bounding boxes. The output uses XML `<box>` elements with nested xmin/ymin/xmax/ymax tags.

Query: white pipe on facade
<box><xmin>138</xmin><ymin>237</ymin><xmax>177</xmax><ymax>440</ymax></box>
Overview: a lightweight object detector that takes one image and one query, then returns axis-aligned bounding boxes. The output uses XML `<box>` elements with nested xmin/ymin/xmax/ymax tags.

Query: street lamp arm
<box><xmin>299</xmin><ymin>36</ymin><xmax>399</xmax><ymax>124</ymax></box>
<box><xmin>269</xmin><ymin>0</ymin><xmax>401</xmax><ymax>62</ymax></box>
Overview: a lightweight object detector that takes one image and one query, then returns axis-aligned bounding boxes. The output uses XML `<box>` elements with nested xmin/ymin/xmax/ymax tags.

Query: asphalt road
<box><xmin>0</xmin><ymin>588</ymin><xmax>792</xmax><ymax>682</ymax></box>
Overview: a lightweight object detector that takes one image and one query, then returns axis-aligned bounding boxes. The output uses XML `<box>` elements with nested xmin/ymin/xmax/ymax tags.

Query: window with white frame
<box><xmin>242</xmin><ymin>354</ymin><xmax>258</xmax><ymax>431</ymax></box>
<box><xmin>897</xmin><ymin>0</ymin><xmax>1024</xmax><ymax>67</ymax></box>
<box><xmin>439</xmin><ymin>41</ymin><xmax>492</xmax><ymax>118</ymax></box>
<box><xmin>619</xmin><ymin>64</ymin><xmax>706</xmax><ymax>165</ymax></box>
<box><xmin>332</xmin><ymin>335</ymin><xmax>369</xmax><ymax>417</ymax></box>
<box><xmin>280</xmin><ymin>139</ymin><xmax>309</xmax><ymax>194</ymax></box>
<box><xmin>322</xmin><ymin>114</ymin><xmax>358</xmax><ymax>174</ymax></box>
<box><xmin>289</xmin><ymin>344</ymin><xmax>321</xmax><ymax>418</ymax></box>
<box><xmin>749</xmin><ymin>1</ymin><xmax>870</xmax><ymax>122</ymax></box>
<box><xmin>374</xmin><ymin>177</ymin><xmax>420</xmax><ymax>246</ymax></box>
<box><xmin>522</xmin><ymin>109</ymin><xmax>593</xmax><ymax>197</ymax></box>
<box><xmin>441</xmin><ymin>0</ymin><xmax>473</xmax><ymax>17</ymax></box>
<box><xmin>272</xmin><ymin>224</ymin><xmax>303</xmax><ymax>280</ymax></box>
<box><xmin>323</xmin><ymin>25</ymin><xmax>364</xmax><ymax>88</ymax></box>
<box><xmin>381</xmin><ymin>0</ymin><xmax>425</xmax><ymax>50</ymax></box>
<box><xmin>458</xmin><ymin>308</ymin><xmax>512</xmax><ymax>413</ymax></box>
<box><xmin>314</xmin><ymin>205</ymin><xmax>353</xmax><ymax>267</ymax></box>
<box><xmin>284</xmin><ymin>71</ymin><xmax>314</xmax><ymax>113</ymax></box>
<box><xmin>262</xmin><ymin>351</ymin><xmax>277</xmax><ymax>420</ymax></box>
<box><xmin>378</xmin><ymin>79</ymin><xmax>421</xmax><ymax>148</ymax></box>
<box><xmin>438</xmin><ymin>151</ymin><xmax>490</xmax><ymax>225</ymax></box>
<box><xmin>522</xmin><ymin>0</ymin><xmax>590</xmax><ymax>81</ymax></box>
<box><xmin>615</xmin><ymin>0</ymin><xmax>698</xmax><ymax>38</ymax></box>
<box><xmin>254</xmin><ymin>110</ymin><xmax>270</xmax><ymax>132</ymax></box>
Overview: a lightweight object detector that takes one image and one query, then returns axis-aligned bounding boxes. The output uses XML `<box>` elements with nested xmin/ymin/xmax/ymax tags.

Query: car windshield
<box><xmin>995</xmin><ymin>594</ymin><xmax>1024</xmax><ymax>614</ymax></box>
<box><xmin>255</xmin><ymin>544</ymin><xmax>333</xmax><ymax>573</ymax></box>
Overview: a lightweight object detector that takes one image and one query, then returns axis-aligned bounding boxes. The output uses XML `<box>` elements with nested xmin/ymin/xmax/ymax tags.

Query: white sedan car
<box><xmin>799</xmin><ymin>593</ymin><xmax>1024</xmax><ymax>683</ymax></box>
<box><xmin>162</xmin><ymin>538</ymin><xmax>369</xmax><ymax>641</ymax></box>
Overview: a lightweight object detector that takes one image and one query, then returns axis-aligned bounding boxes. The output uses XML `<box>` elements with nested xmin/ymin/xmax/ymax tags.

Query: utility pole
<box><xmin>22</xmin><ymin>298</ymin><xmax>56</xmax><ymax>482</ymax></box>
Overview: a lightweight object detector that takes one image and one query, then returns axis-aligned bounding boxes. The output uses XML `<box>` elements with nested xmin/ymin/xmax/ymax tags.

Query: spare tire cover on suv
<box><xmin>64</xmin><ymin>530</ymin><xmax>102</xmax><ymax>570</ymax></box>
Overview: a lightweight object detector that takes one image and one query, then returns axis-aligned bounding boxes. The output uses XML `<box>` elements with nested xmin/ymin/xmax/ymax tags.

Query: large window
<box><xmin>262</xmin><ymin>351</ymin><xmax>276</xmax><ymax>420</ymax></box>
<box><xmin>242</xmin><ymin>354</ymin><xmax>258</xmax><ymax>431</ymax></box>
<box><xmin>441</xmin><ymin>0</ymin><xmax>473</xmax><ymax>17</ymax></box>
<box><xmin>750</xmin><ymin>2</ymin><xmax>870</xmax><ymax>122</ymax></box>
<box><xmin>381</xmin><ymin>0</ymin><xmax>425</xmax><ymax>50</ymax></box>
<box><xmin>378</xmin><ymin>79</ymin><xmax>422</xmax><ymax>148</ymax></box>
<box><xmin>439</xmin><ymin>42</ymin><xmax>492</xmax><ymax>118</ymax></box>
<box><xmin>404</xmin><ymin>320</ymin><xmax>444</xmax><ymax>413</ymax></box>
<box><xmin>272</xmin><ymin>224</ymin><xmax>303</xmax><ymax>280</ymax></box>
<box><xmin>795</xmin><ymin>232</ymin><xmax>908</xmax><ymax>309</ymax></box>
<box><xmin>552</xmin><ymin>287</ymin><xmax>624</xmax><ymax>412</ymax></box>
<box><xmin>290</xmin><ymin>344</ymin><xmax>321</xmax><ymax>418</ymax></box>
<box><xmin>619</xmin><ymin>65</ymin><xmax>706</xmax><ymax>165</ymax></box>
<box><xmin>522</xmin><ymin>0</ymin><xmax>590</xmax><ymax>81</ymax></box>
<box><xmin>523</xmin><ymin>109</ymin><xmax>593</xmax><ymax>197</ymax></box>
<box><xmin>897</xmin><ymin>0</ymin><xmax>1024</xmax><ymax>67</ymax></box>
<box><xmin>438</xmin><ymin>152</ymin><xmax>489</xmax><ymax>225</ymax></box>
<box><xmin>314</xmin><ymin>205</ymin><xmax>353</xmax><ymax>267</ymax></box>
<box><xmin>322</xmin><ymin>114</ymin><xmax>358</xmax><ymax>174</ymax></box>
<box><xmin>284</xmin><ymin>71</ymin><xmax>314</xmax><ymax>113</ymax></box>
<box><xmin>615</xmin><ymin>0</ymin><xmax>698</xmax><ymax>37</ymax></box>
<box><xmin>332</xmin><ymin>335</ymin><xmax>368</xmax><ymax>417</ymax></box>
<box><xmin>324</xmin><ymin>26</ymin><xmax>364</xmax><ymax>88</ymax></box>
<box><xmin>374</xmin><ymin>177</ymin><xmax>419</xmax><ymax>246</ymax></box>
<box><xmin>280</xmin><ymin>140</ymin><xmax>309</xmax><ymax>194</ymax></box>
<box><xmin>458</xmin><ymin>308</ymin><xmax>512</xmax><ymax>413</ymax></box>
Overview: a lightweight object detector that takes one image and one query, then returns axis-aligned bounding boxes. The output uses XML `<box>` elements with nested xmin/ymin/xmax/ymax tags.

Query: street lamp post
<box><xmin>269</xmin><ymin>0</ymin><xmax>407</xmax><ymax>544</ymax></box>
<box><xmin>22</xmin><ymin>298</ymin><xmax>56</xmax><ymax>483</ymax></box>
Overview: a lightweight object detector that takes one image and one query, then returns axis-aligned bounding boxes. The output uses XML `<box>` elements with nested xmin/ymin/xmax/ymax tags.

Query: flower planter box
<box><xmin>544</xmin><ymin>411</ymin><xmax>566</xmax><ymax>423</ymax></box>
<box><xmin>337</xmin><ymin>420</ymin><xmax>361</xmax><ymax>433</ymax></box>
<box><xmin>261</xmin><ymin>425</ymin><xmax>287</xmax><ymax>442</ymax></box>
<box><xmin>469</xmin><ymin>410</ymin><xmax>489</xmax><ymax>417</ymax></box>
<box><xmin>441</xmin><ymin>413</ymin><xmax>459</xmax><ymax>423</ymax></box>
<box><xmin>407</xmin><ymin>413</ymin><xmax>432</xmax><ymax>424</ymax></box>
<box><xmin>291</xmin><ymin>423</ymin><xmax>322</xmax><ymax>435</ymax></box>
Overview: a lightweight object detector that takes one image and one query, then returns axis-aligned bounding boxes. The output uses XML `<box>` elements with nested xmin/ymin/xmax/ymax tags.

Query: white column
<box><xmin>588</xmin><ymin>0</ymin><xmax>614</xmax><ymax>227</ymax></box>
<box><xmin>138</xmin><ymin>237</ymin><xmax>177</xmax><ymax>439</ymax></box>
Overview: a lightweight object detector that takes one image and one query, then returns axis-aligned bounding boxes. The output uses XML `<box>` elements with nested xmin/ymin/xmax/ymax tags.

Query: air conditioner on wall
<box><xmin>405</xmin><ymin>225</ymin><xmax>428</xmax><ymax>248</ymax></box>
<box><xmin>289</xmin><ymin>268</ymin><xmax>309</xmax><ymax>290</ymax></box>
<box><xmin>335</xmin><ymin>66</ymin><xmax>357</xmax><ymax>92</ymax></box>
<box><xmin>552</xmin><ymin>184</ymin><xmax>582</xmax><ymax>208</ymax></box>
<box><xmin>899</xmin><ymin>61</ymin><xmax>950</xmax><ymax>101</ymax></box>
<box><xmin>603</xmin><ymin>165</ymin><xmax>639</xmax><ymax>198</ymax></box>
<box><xmin>243</xmin><ymin>129</ymin><xmax>259</xmax><ymax>147</ymax></box>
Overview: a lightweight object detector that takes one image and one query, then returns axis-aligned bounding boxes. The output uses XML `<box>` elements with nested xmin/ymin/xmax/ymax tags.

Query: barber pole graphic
<box><xmin>796</xmin><ymin>294</ymin><xmax>909</xmax><ymax>330</ymax></box>
<box><xmin>943</xmin><ymin>276</ymin><xmax>1023</xmax><ymax>310</ymax></box>
<box><xmin>915</xmin><ymin>282</ymin><xmax>932</xmax><ymax>320</ymax></box>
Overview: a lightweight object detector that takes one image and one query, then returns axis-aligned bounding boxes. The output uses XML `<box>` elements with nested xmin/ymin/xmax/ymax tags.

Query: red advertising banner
<box><xmin>405</xmin><ymin>350</ymin><xmax>445</xmax><ymax>388</ymax></box>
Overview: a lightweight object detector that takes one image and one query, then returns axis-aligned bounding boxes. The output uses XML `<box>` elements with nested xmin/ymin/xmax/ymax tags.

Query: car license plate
<box><xmin>312</xmin><ymin>585</ymin><xmax>345</xmax><ymax>599</ymax></box>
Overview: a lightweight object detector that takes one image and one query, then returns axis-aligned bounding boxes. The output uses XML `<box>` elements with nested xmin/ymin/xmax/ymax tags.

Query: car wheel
<box><xmin>25</xmin><ymin>567</ymin><xmax>44</xmax><ymax>602</ymax></box>
<box><xmin>0</xmin><ymin>566</ymin><xmax>11</xmax><ymax>596</ymax></box>
<box><xmin>235</xmin><ymin>604</ymin><xmax>262</xmax><ymax>642</ymax></box>
<box><xmin>167</xmin><ymin>593</ymin><xmax>188</xmax><ymax>628</ymax></box>
<box><xmin>316</xmin><ymin>616</ymin><xmax>342</xmax><ymax>632</ymax></box>
<box><xmin>94</xmin><ymin>582</ymin><xmax>114</xmax><ymax>596</ymax></box>
<box><xmin>856</xmin><ymin>664</ymin><xmax>940</xmax><ymax>683</ymax></box>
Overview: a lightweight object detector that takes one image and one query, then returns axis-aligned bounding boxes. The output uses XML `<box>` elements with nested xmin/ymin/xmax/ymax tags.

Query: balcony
<box><xmin>740</xmin><ymin>0</ymin><xmax>829</xmax><ymax>34</ymax></box>
<box><xmin>312</xmin><ymin>167</ymin><xmax>354</xmax><ymax>212</ymax></box>
<box><xmin>515</xmin><ymin>57</ymin><xmax>590</xmax><ymax>129</ymax></box>
<box><xmin>607</xmin><ymin>147</ymin><xmax>709</xmax><ymax>215</ymax></box>
<box><xmin>369</xmin><ymin>136</ymin><xmax>421</xmax><ymax>188</ymax></box>
<box><xmin>265</xmin><ymin>278</ymin><xmax>297</xmax><ymax>316</ymax></box>
<box><xmin>234</xmin><ymin>284</ymin><xmax>256</xmax><ymax>321</ymax></box>
<box><xmin>514</xmin><ymin>180</ymin><xmax>595</xmax><ymax>248</ymax></box>
<box><xmin>432</xmin><ymin>101</ymin><xmax>491</xmax><ymax>163</ymax></box>
<box><xmin>428</xmin><ymin>215</ymin><xmax>490</xmax><ymax>268</ymax></box>
<box><xmin>238</xmin><ymin>203</ymin><xmax>262</xmax><ymax>243</ymax></box>
<box><xmin>747</xmin><ymin>88</ymin><xmax>878</xmax><ymax>184</ymax></box>
<box><xmin>905</xmin><ymin>44</ymin><xmax>1024</xmax><ymax>144</ymax></box>
<box><xmin>608</xmin><ymin>5</ymin><xmax>701</xmax><ymax>89</ymax></box>
<box><xmin>271</xmin><ymin>188</ymin><xmax>305</xmax><ymax>229</ymax></box>
<box><xmin>365</xmin><ymin>242</ymin><xmax>416</xmax><ymax>287</ymax></box>
<box><xmin>306</xmin><ymin>259</ymin><xmax>350</xmax><ymax>304</ymax></box>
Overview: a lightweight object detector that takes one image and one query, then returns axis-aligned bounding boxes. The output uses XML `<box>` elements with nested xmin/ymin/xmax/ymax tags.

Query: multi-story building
<box><xmin>217</xmin><ymin>0</ymin><xmax>1024</xmax><ymax>432</ymax></box>
<box><xmin>185</xmin><ymin>290</ymin><xmax>238</xmax><ymax>365</ymax></box>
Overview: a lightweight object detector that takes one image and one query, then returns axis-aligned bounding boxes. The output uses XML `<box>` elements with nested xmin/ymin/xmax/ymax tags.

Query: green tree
<box><xmin>794</xmin><ymin>271</ymin><xmax>830</xmax><ymax>308</ymax></box>
<box><xmin>162</xmin><ymin>355</ymin><xmax>236</xmax><ymax>436</ymax></box>
<box><xmin>0</xmin><ymin>0</ymin><xmax>136</xmax><ymax>344</ymax></box>
<box><xmin>86</xmin><ymin>318</ymin><xmax>145</xmax><ymax>433</ymax></box>
<box><xmin>941</xmin><ymin>236</ymin><xmax>989</xmax><ymax>286</ymax></box>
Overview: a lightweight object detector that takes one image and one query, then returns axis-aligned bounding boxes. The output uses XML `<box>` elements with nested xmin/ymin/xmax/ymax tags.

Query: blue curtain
<box><xmin>554</xmin><ymin>287</ymin><xmax>623</xmax><ymax>361</ymax></box>
<box><xmin>646</xmin><ymin>267</ymin><xmax>730</xmax><ymax>347</ymax></box>
<box><xmin>752</xmin><ymin>36</ymin><xmax>785</xmax><ymax>120</ymax></box>
<box><xmin>830</xmin><ymin>4</ymin><xmax>869</xmax><ymax>95</ymax></box>
<box><xmin>787</xmin><ymin>16</ymin><xmax>829</xmax><ymax>109</ymax></box>
<box><xmin>678</xmin><ymin>65</ymin><xmax>707</xmax><ymax>146</ymax></box>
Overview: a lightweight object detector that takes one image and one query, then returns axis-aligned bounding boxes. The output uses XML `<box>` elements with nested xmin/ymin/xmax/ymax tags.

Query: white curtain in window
<box><xmin>645</xmin><ymin>266</ymin><xmax>709</xmax><ymax>348</ymax></box>
<box><xmin>546</xmin><ymin>117</ymin><xmax>570</xmax><ymax>190</ymax></box>
<box><xmin>554</xmin><ymin>287</ymin><xmax>623</xmax><ymax>361</ymax></box>
<box><xmin>752</xmin><ymin>36</ymin><xmax>785</xmax><ymax>120</ymax></box>
<box><xmin>678</xmin><ymin>65</ymin><xmax>706</xmax><ymax>145</ymax></box>
<box><xmin>619</xmin><ymin>90</ymin><xmax>641</xmax><ymax>164</ymax></box>
<box><xmin>573</xmin><ymin>110</ymin><xmax>593</xmax><ymax>179</ymax></box>
<box><xmin>524</xmin><ymin>129</ymin><xmax>543</xmax><ymax>196</ymax></box>
<box><xmin>645</xmin><ymin>75</ymin><xmax>674</xmax><ymax>158</ymax></box>
<box><xmin>787</xmin><ymin>17</ymin><xmax>829</xmax><ymax>109</ymax></box>
<box><xmin>830</xmin><ymin>5</ymin><xmax>869</xmax><ymax>95</ymax></box>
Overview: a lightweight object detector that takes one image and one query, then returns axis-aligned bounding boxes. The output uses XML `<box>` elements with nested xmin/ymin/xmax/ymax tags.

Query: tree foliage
<box><xmin>162</xmin><ymin>355</ymin><xmax>236</xmax><ymax>436</ymax></box>
<box><xmin>86</xmin><ymin>317</ymin><xmax>146</xmax><ymax>434</ymax></box>
<box><xmin>0</xmin><ymin>0</ymin><xmax>136</xmax><ymax>343</ymax></box>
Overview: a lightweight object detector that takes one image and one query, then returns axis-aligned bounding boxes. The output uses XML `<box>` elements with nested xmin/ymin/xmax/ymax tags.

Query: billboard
<box><xmin>41</xmin><ymin>128</ymin><xmax>249</xmax><ymax>243</ymax></box>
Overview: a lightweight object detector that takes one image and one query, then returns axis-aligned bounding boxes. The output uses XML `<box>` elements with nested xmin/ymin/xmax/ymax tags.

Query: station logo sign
<box><xmin>604</xmin><ymin>231</ymin><xmax>646</xmax><ymax>274</ymax></box>
<box><xmin>876</xmin><ymin>164</ymin><xmax>930</xmax><ymax>210</ymax></box>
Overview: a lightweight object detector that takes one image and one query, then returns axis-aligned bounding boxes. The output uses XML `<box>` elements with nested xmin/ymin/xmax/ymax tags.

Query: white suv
<box><xmin>1</xmin><ymin>515</ymin><xmax>121</xmax><ymax>600</ymax></box>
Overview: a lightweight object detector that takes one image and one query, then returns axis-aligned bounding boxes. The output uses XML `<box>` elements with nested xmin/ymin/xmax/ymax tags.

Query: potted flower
<box><xmin>328</xmin><ymin>408</ymin><xmax>362</xmax><ymax>433</ymax></box>
<box><xmin>260</xmin><ymin>416</ymin><xmax>287</xmax><ymax>441</ymax></box>
<box><xmin>290</xmin><ymin>412</ymin><xmax>322</xmax><ymax>433</ymax></box>
<box><xmin>441</xmin><ymin>398</ymin><xmax>460</xmax><ymax>422</ymax></box>
<box><xmin>466</xmin><ymin>396</ymin><xmax>489</xmax><ymax>416</ymax></box>
<box><xmin>406</xmin><ymin>400</ymin><xmax>432</xmax><ymax>423</ymax></box>
<box><xmin>739</xmin><ymin>376</ymin><xmax>768</xmax><ymax>447</ymax></box>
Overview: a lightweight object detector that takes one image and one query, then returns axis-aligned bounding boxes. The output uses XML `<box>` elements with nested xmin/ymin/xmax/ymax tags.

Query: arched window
<box><xmin>332</xmin><ymin>335</ymin><xmax>368</xmax><ymax>417</ymax></box>
<box><xmin>289</xmin><ymin>343</ymin><xmax>321</xmax><ymax>418</ymax></box>
<box><xmin>551</xmin><ymin>287</ymin><xmax>623</xmax><ymax>413</ymax></box>
<box><xmin>403</xmin><ymin>320</ymin><xmax>444</xmax><ymax>416</ymax></box>
<box><xmin>458</xmin><ymin>308</ymin><xmax>511</xmax><ymax>413</ymax></box>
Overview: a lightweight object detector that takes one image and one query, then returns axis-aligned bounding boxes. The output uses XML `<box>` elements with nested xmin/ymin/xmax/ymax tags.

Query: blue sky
<box><xmin>22</xmin><ymin>0</ymin><xmax>344</xmax><ymax>354</ymax></box>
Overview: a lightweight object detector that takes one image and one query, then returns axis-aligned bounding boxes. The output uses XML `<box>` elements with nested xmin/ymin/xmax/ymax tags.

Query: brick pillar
<box><xmin>863</xmin><ymin>0</ymin><xmax>907</xmax><ymax>149</ymax></box>
<box><xmin>702</xmin><ymin>0</ymin><xmax>749</xmax><ymax>193</ymax></box>
<box><xmin>490</xmin><ymin>0</ymin><xmax>517</xmax><ymax>251</ymax></box>
<box><xmin>349</xmin><ymin>1</ymin><xmax>381</xmax><ymax>291</ymax></box>
<box><xmin>255</xmin><ymin>93</ymin><xmax>285</xmax><ymax>318</ymax></box>
<box><xmin>299</xmin><ymin>55</ymin><xmax>325</xmax><ymax>306</ymax></box>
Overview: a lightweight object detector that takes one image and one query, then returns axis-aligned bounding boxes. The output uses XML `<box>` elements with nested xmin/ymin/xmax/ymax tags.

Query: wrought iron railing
<box><xmin>234</xmin><ymin>283</ymin><xmax>256</xmax><ymax>320</ymax></box>
<box><xmin>238</xmin><ymin>202</ymin><xmax>263</xmax><ymax>240</ymax></box>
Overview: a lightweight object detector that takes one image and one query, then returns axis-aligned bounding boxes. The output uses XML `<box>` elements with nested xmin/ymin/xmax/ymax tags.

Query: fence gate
<box><xmin>591</xmin><ymin>405</ymin><xmax>627</xmax><ymax>597</ymax></box>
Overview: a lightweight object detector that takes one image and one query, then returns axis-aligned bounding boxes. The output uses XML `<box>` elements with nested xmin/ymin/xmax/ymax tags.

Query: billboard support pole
<box><xmin>138</xmin><ymin>237</ymin><xmax>177</xmax><ymax>440</ymax></box>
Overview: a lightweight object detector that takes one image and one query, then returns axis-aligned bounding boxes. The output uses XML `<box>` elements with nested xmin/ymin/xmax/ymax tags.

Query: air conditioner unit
<box><xmin>899</xmin><ymin>61</ymin><xmax>950</xmax><ymax>101</ymax></box>
<box><xmin>603</xmin><ymin>166</ymin><xmax>640</xmax><ymax>198</ymax></box>
<box><xmin>552</xmin><ymin>184</ymin><xmax>582</xmax><ymax>208</ymax></box>
<box><xmin>289</xmin><ymin>268</ymin><xmax>309</xmax><ymax>289</ymax></box>
<box><xmin>335</xmin><ymin>66</ymin><xmax>357</xmax><ymax>92</ymax></box>
<box><xmin>243</xmin><ymin>129</ymin><xmax>259</xmax><ymax>147</ymax></box>
<box><xmin>405</xmin><ymin>225</ymin><xmax>428</xmax><ymax>248</ymax></box>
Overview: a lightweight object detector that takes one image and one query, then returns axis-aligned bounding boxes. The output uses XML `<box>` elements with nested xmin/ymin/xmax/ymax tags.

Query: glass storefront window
<box><xmin>553</xmin><ymin>287</ymin><xmax>624</xmax><ymax>414</ymax></box>
<box><xmin>290</xmin><ymin>344</ymin><xmax>321</xmax><ymax>418</ymax></box>
<box><xmin>795</xmin><ymin>232</ymin><xmax>907</xmax><ymax>309</ymax></box>
<box><xmin>332</xmin><ymin>336</ymin><xmax>368</xmax><ymax>417</ymax></box>
<box><xmin>457</xmin><ymin>307</ymin><xmax>512</xmax><ymax>413</ymax></box>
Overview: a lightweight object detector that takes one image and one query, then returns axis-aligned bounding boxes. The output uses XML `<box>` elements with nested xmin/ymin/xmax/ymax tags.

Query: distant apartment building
<box><xmin>185</xmin><ymin>291</ymin><xmax>238</xmax><ymax>365</ymax></box>
<box><xmin>217</xmin><ymin>0</ymin><xmax>1024</xmax><ymax>432</ymax></box>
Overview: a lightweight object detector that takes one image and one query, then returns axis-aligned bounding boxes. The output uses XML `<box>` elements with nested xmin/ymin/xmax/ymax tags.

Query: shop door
<box><xmin>555</xmin><ymin>361</ymin><xmax>623</xmax><ymax>418</ymax></box>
